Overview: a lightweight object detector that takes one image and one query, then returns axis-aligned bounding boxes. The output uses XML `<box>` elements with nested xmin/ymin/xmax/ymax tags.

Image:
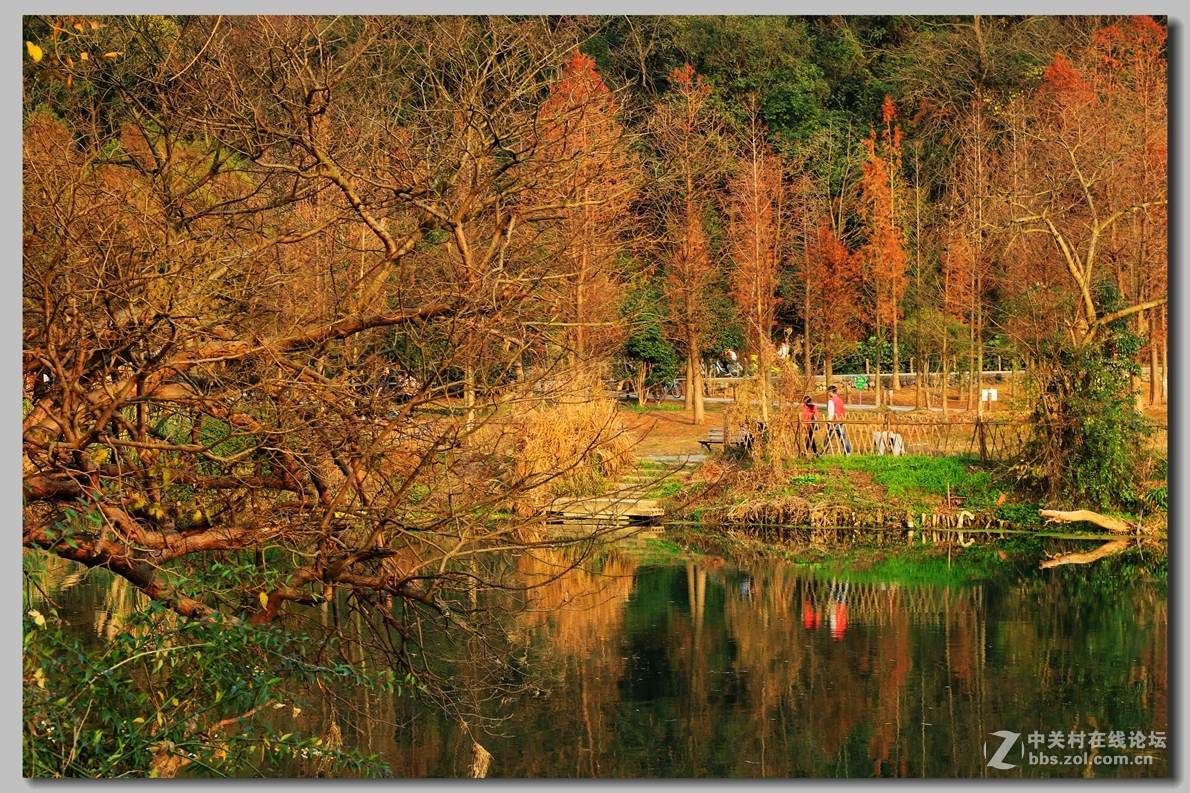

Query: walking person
<box><xmin>827</xmin><ymin>579</ymin><xmax>850</xmax><ymax>641</ymax></box>
<box><xmin>800</xmin><ymin>395</ymin><xmax>819</xmax><ymax>455</ymax></box>
<box><xmin>777</xmin><ymin>328</ymin><xmax>792</xmax><ymax>363</ymax></box>
<box><xmin>825</xmin><ymin>385</ymin><xmax>851</xmax><ymax>456</ymax></box>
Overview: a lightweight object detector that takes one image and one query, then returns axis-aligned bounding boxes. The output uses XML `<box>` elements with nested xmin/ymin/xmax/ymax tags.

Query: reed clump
<box><xmin>509</xmin><ymin>380</ymin><xmax>636</xmax><ymax>517</ymax></box>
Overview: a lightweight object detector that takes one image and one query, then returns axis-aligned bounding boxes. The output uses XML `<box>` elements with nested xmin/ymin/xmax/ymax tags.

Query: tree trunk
<box><xmin>758</xmin><ymin>343</ymin><xmax>771</xmax><ymax>424</ymax></box>
<box><xmin>804</xmin><ymin>305</ymin><xmax>812</xmax><ymax>381</ymax></box>
<box><xmin>923</xmin><ymin>356</ymin><xmax>931</xmax><ymax>409</ymax></box>
<box><xmin>1159</xmin><ymin>330</ymin><xmax>1167</xmax><ymax>405</ymax></box>
<box><xmin>914</xmin><ymin>348</ymin><xmax>923</xmax><ymax>409</ymax></box>
<box><xmin>464</xmin><ymin>366</ymin><xmax>476</xmax><ymax>430</ymax></box>
<box><xmin>1039</xmin><ymin>509</ymin><xmax>1134</xmax><ymax>533</ymax></box>
<box><xmin>913</xmin><ymin>145</ymin><xmax>923</xmax><ymax>410</ymax></box>
<box><xmin>804</xmin><ymin>218</ymin><xmax>813</xmax><ymax>381</ymax></box>
<box><xmin>875</xmin><ymin>356</ymin><xmax>882</xmax><ymax>406</ymax></box>
<box><xmin>824</xmin><ymin>351</ymin><xmax>833</xmax><ymax>390</ymax></box>
<box><xmin>892</xmin><ymin>314</ymin><xmax>901</xmax><ymax>392</ymax></box>
<box><xmin>683</xmin><ymin>346</ymin><xmax>695</xmax><ymax>412</ymax></box>
<box><xmin>968</xmin><ymin>322</ymin><xmax>977</xmax><ymax>413</ymax></box>
<box><xmin>1131</xmin><ymin>370</ymin><xmax>1143</xmax><ymax>411</ymax></box>
<box><xmin>690</xmin><ymin>350</ymin><xmax>705</xmax><ymax>426</ymax></box>
<box><xmin>1158</xmin><ymin>307</ymin><xmax>1167</xmax><ymax>405</ymax></box>
<box><xmin>975</xmin><ymin>316</ymin><xmax>984</xmax><ymax>417</ymax></box>
<box><xmin>1148</xmin><ymin>308</ymin><xmax>1160</xmax><ymax>406</ymax></box>
<box><xmin>941</xmin><ymin>356</ymin><xmax>950</xmax><ymax>424</ymax></box>
<box><xmin>1040</xmin><ymin>539</ymin><xmax>1129</xmax><ymax>569</ymax></box>
<box><xmin>875</xmin><ymin>311</ymin><xmax>883</xmax><ymax>406</ymax></box>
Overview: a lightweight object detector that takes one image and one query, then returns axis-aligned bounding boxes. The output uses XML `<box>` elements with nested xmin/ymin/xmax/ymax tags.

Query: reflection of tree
<box><xmin>292</xmin><ymin>556</ymin><xmax>1167</xmax><ymax>777</ymax></box>
<box><xmin>513</xmin><ymin>548</ymin><xmax>639</xmax><ymax>775</ymax></box>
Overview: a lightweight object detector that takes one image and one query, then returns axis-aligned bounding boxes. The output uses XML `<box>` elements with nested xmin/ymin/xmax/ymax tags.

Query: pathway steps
<box><xmin>543</xmin><ymin>454</ymin><xmax>703</xmax><ymax>527</ymax></box>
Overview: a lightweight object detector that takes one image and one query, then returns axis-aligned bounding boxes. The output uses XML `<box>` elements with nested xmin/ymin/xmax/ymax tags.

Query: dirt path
<box><xmin>619</xmin><ymin>403</ymin><xmax>725</xmax><ymax>458</ymax></box>
<box><xmin>617</xmin><ymin>392</ymin><xmax>1166</xmax><ymax>459</ymax></box>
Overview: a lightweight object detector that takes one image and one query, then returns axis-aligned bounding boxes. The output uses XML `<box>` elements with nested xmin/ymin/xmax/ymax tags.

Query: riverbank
<box><xmin>613</xmin><ymin>401</ymin><xmax>1166</xmax><ymax>569</ymax></box>
<box><xmin>645</xmin><ymin>520</ymin><xmax>1167</xmax><ymax>589</ymax></box>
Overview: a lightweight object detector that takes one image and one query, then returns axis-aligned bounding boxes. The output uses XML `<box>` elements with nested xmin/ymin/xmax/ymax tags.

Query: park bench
<box><xmin>699</xmin><ymin>425</ymin><xmax>755</xmax><ymax>452</ymax></box>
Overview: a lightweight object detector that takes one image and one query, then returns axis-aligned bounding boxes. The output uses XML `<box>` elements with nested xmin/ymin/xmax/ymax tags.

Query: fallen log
<box><xmin>1039</xmin><ymin>509</ymin><xmax>1133</xmax><ymax>534</ymax></box>
<box><xmin>1040</xmin><ymin>539</ymin><xmax>1129</xmax><ymax>569</ymax></box>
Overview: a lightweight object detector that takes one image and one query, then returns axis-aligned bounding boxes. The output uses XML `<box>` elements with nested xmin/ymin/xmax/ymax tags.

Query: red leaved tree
<box><xmin>1002</xmin><ymin>16</ymin><xmax>1167</xmax><ymax>355</ymax></box>
<box><xmin>537</xmin><ymin>51</ymin><xmax>638</xmax><ymax>375</ymax></box>
<box><xmin>807</xmin><ymin>224</ymin><xmax>864</xmax><ymax>388</ymax></box>
<box><xmin>940</xmin><ymin>229</ymin><xmax>975</xmax><ymax>420</ymax></box>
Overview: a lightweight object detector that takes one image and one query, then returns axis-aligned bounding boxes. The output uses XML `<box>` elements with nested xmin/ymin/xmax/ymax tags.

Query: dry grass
<box><xmin>725</xmin><ymin>493</ymin><xmax>812</xmax><ymax>525</ymax></box>
<box><xmin>508</xmin><ymin>376</ymin><xmax>637</xmax><ymax>516</ymax></box>
<box><xmin>723</xmin><ymin>364</ymin><xmax>816</xmax><ymax>482</ymax></box>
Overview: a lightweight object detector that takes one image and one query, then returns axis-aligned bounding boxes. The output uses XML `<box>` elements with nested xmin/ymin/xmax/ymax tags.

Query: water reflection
<box><xmin>383</xmin><ymin>546</ymin><xmax>1166</xmax><ymax>778</ymax></box>
<box><xmin>28</xmin><ymin>541</ymin><xmax>1167</xmax><ymax>778</ymax></box>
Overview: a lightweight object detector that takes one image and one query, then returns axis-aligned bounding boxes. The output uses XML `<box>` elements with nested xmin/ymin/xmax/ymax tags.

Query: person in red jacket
<box><xmin>825</xmin><ymin>385</ymin><xmax>851</xmax><ymax>455</ymax></box>
<box><xmin>800</xmin><ymin>395</ymin><xmax>819</xmax><ymax>455</ymax></box>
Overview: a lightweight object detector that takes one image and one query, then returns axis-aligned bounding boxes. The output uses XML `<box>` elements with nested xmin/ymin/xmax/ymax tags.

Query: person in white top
<box><xmin>825</xmin><ymin>385</ymin><xmax>850</xmax><ymax>455</ymax></box>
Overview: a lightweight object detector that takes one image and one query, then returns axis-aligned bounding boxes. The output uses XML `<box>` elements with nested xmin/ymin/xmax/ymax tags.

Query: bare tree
<box><xmin>23</xmin><ymin>16</ymin><xmax>639</xmax><ymax>735</ymax></box>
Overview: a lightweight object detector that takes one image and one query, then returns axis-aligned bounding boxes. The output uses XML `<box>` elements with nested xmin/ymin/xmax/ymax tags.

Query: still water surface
<box><xmin>382</xmin><ymin>544</ymin><xmax>1166</xmax><ymax>778</ymax></box>
<box><xmin>41</xmin><ymin>539</ymin><xmax>1167</xmax><ymax>778</ymax></box>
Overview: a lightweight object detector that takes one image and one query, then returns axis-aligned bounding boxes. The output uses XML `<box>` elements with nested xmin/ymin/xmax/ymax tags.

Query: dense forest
<box><xmin>22</xmin><ymin>16</ymin><xmax>1166</xmax><ymax>777</ymax></box>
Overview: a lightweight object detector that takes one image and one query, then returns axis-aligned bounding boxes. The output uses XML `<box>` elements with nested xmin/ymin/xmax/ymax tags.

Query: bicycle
<box><xmin>650</xmin><ymin>376</ymin><xmax>683</xmax><ymax>403</ymax></box>
<box><xmin>710</xmin><ymin>358</ymin><xmax>743</xmax><ymax>379</ymax></box>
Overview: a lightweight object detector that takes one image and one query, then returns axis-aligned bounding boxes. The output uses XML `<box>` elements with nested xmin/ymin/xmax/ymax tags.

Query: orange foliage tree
<box><xmin>650</xmin><ymin>64</ymin><xmax>726</xmax><ymax>426</ymax></box>
<box><xmin>939</xmin><ymin>230</ymin><xmax>975</xmax><ymax>419</ymax></box>
<box><xmin>806</xmin><ymin>224</ymin><xmax>864</xmax><ymax>388</ymax></box>
<box><xmin>1001</xmin><ymin>16</ymin><xmax>1167</xmax><ymax>356</ymax></box>
<box><xmin>727</xmin><ymin>110</ymin><xmax>784</xmax><ymax>421</ymax></box>
<box><xmin>537</xmin><ymin>51</ymin><xmax>638</xmax><ymax>374</ymax></box>
<box><xmin>22</xmin><ymin>19</ymin><xmax>644</xmax><ymax>735</ymax></box>
<box><xmin>860</xmin><ymin>96</ymin><xmax>909</xmax><ymax>403</ymax></box>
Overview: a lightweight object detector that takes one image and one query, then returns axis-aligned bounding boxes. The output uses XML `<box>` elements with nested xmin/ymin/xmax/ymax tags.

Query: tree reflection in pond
<box><xmin>380</xmin><ymin>548</ymin><xmax>1165</xmax><ymax>778</ymax></box>
<box><xmin>32</xmin><ymin>545</ymin><xmax>1167</xmax><ymax>777</ymax></box>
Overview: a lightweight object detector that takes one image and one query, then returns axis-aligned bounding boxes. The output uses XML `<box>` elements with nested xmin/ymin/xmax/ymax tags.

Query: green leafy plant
<box><xmin>1016</xmin><ymin>286</ymin><xmax>1153</xmax><ymax>510</ymax></box>
<box><xmin>1141</xmin><ymin>485</ymin><xmax>1167</xmax><ymax>512</ymax></box>
<box><xmin>23</xmin><ymin>601</ymin><xmax>392</xmax><ymax>778</ymax></box>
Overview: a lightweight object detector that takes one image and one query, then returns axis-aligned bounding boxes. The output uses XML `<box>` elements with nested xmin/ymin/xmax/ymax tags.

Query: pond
<box><xmin>32</xmin><ymin>535</ymin><xmax>1167</xmax><ymax>778</ymax></box>
<box><xmin>378</xmin><ymin>539</ymin><xmax>1167</xmax><ymax>778</ymax></box>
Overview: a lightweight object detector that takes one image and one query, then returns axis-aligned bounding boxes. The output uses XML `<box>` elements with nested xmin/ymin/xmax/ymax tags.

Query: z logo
<box><xmin>985</xmin><ymin>731</ymin><xmax>1020</xmax><ymax>770</ymax></box>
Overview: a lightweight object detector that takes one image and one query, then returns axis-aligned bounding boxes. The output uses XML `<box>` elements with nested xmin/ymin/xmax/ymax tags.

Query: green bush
<box><xmin>23</xmin><ymin>601</ymin><xmax>393</xmax><ymax>778</ymax></box>
<box><xmin>1141</xmin><ymin>485</ymin><xmax>1167</xmax><ymax>512</ymax></box>
<box><xmin>1018</xmin><ymin>323</ymin><xmax>1151</xmax><ymax>510</ymax></box>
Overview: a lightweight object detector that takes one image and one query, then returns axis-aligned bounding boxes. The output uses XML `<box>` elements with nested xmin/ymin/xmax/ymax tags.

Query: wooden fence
<box><xmin>791</xmin><ymin>414</ymin><xmax>1167</xmax><ymax>462</ymax></box>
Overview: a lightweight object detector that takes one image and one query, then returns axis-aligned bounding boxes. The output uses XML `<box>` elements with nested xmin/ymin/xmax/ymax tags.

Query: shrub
<box><xmin>23</xmin><ymin>600</ymin><xmax>391</xmax><ymax>778</ymax></box>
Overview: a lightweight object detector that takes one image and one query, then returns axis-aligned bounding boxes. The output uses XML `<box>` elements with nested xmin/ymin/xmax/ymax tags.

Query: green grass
<box><xmin>787</xmin><ymin>473</ymin><xmax>823</xmax><ymax>486</ymax></box>
<box><xmin>644</xmin><ymin>479</ymin><xmax>683</xmax><ymax>499</ymax></box>
<box><xmin>620</xmin><ymin>401</ymin><xmax>686</xmax><ymax>413</ymax></box>
<box><xmin>791</xmin><ymin>454</ymin><xmax>1000</xmax><ymax>510</ymax></box>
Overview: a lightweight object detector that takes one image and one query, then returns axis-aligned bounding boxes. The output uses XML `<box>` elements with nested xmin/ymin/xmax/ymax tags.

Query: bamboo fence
<box><xmin>785</xmin><ymin>412</ymin><xmax>1166</xmax><ymax>463</ymax></box>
